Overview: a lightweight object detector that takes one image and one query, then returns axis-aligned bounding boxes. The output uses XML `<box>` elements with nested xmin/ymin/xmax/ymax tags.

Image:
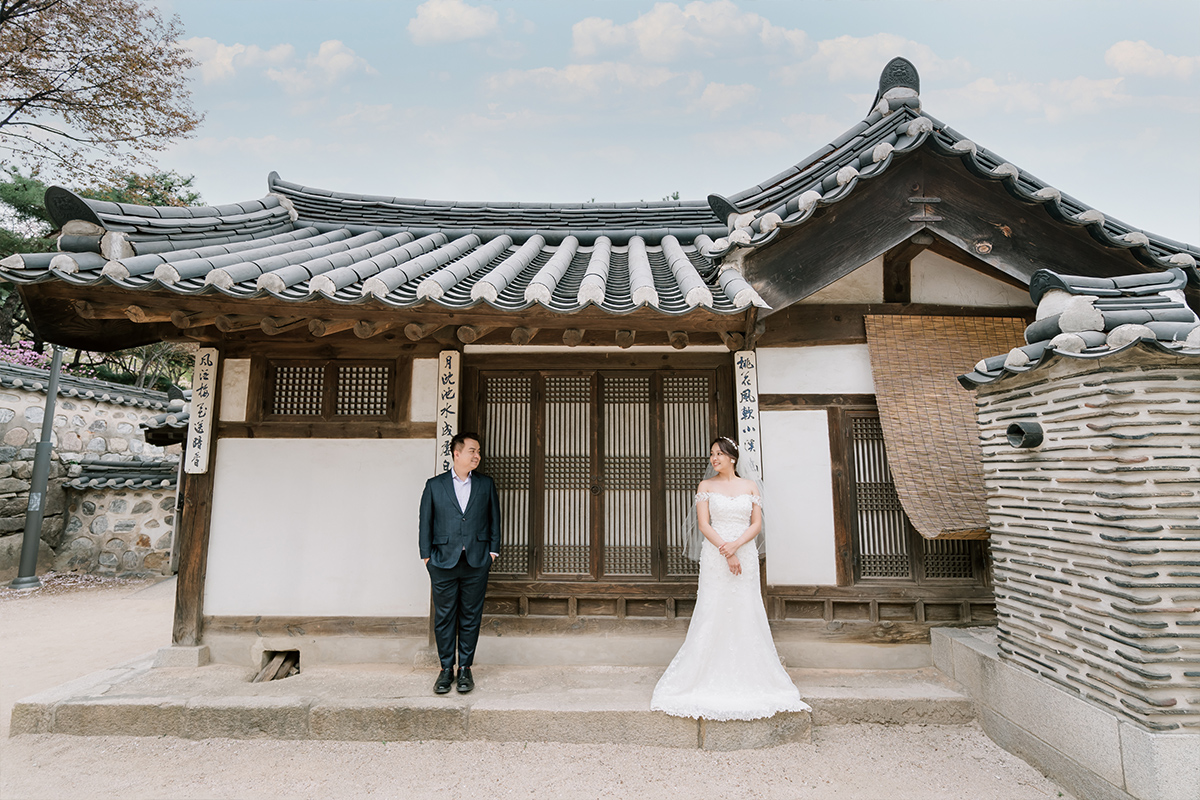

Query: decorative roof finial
<box><xmin>871</xmin><ymin>57</ymin><xmax>920</xmax><ymax>113</ymax></box>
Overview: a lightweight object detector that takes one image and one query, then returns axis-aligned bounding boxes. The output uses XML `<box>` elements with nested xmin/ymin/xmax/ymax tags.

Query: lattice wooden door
<box><xmin>478</xmin><ymin>369</ymin><xmax>714</xmax><ymax>581</ymax></box>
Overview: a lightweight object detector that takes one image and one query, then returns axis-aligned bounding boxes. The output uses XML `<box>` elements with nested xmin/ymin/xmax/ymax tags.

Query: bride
<box><xmin>651</xmin><ymin>437</ymin><xmax>810</xmax><ymax>721</ymax></box>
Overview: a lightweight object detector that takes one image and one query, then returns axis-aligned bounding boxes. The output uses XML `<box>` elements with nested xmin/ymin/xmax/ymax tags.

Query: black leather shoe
<box><xmin>456</xmin><ymin>666</ymin><xmax>474</xmax><ymax>694</ymax></box>
<box><xmin>434</xmin><ymin>667</ymin><xmax>454</xmax><ymax>694</ymax></box>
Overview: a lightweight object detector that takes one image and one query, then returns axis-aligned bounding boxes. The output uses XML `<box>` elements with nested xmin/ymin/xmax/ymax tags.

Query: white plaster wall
<box><xmin>410</xmin><ymin>359</ymin><xmax>437</xmax><ymax>422</ymax></box>
<box><xmin>205</xmin><ymin>438</ymin><xmax>436</xmax><ymax>616</ymax></box>
<box><xmin>800</xmin><ymin>256</ymin><xmax>884</xmax><ymax>304</ymax></box>
<box><xmin>756</xmin><ymin>345</ymin><xmax>876</xmax><ymax>395</ymax></box>
<box><xmin>760</xmin><ymin>409</ymin><xmax>838</xmax><ymax>586</ymax></box>
<box><xmin>911</xmin><ymin>251</ymin><xmax>1033</xmax><ymax>307</ymax></box>
<box><xmin>218</xmin><ymin>359</ymin><xmax>251</xmax><ymax>422</ymax></box>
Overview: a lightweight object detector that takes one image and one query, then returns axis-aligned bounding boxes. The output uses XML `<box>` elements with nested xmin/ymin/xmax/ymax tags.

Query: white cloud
<box><xmin>487</xmin><ymin>62</ymin><xmax>701</xmax><ymax>100</ymax></box>
<box><xmin>930</xmin><ymin>76</ymin><xmax>1130</xmax><ymax>122</ymax></box>
<box><xmin>694</xmin><ymin>82</ymin><xmax>759</xmax><ymax>116</ymax></box>
<box><xmin>182</xmin><ymin>37</ymin><xmax>293</xmax><ymax>83</ymax></box>
<box><xmin>572</xmin><ymin>1</ymin><xmax>806</xmax><ymax>63</ymax></box>
<box><xmin>1106</xmin><ymin>40</ymin><xmax>1199</xmax><ymax>79</ymax></box>
<box><xmin>266</xmin><ymin>40</ymin><xmax>377</xmax><ymax>96</ymax></box>
<box><xmin>408</xmin><ymin>0</ymin><xmax>499</xmax><ymax>45</ymax></box>
<box><xmin>778</xmin><ymin>34</ymin><xmax>968</xmax><ymax>84</ymax></box>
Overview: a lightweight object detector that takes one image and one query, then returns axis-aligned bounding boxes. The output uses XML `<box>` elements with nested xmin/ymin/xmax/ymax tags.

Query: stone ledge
<box><xmin>10</xmin><ymin>660</ymin><xmax>971</xmax><ymax>751</ymax></box>
<box><xmin>932</xmin><ymin>627</ymin><xmax>1200</xmax><ymax>800</ymax></box>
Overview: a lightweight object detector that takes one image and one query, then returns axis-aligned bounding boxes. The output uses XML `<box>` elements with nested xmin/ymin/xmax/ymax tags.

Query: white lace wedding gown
<box><xmin>651</xmin><ymin>492</ymin><xmax>810</xmax><ymax>721</ymax></box>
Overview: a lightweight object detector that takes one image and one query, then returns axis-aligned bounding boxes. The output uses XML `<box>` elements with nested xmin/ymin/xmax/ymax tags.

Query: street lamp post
<box><xmin>10</xmin><ymin>345</ymin><xmax>64</xmax><ymax>590</ymax></box>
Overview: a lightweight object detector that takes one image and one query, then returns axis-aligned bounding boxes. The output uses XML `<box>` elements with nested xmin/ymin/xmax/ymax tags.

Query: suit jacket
<box><xmin>418</xmin><ymin>470</ymin><xmax>502</xmax><ymax>569</ymax></box>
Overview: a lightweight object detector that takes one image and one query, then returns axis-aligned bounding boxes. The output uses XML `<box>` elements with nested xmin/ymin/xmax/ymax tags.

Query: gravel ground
<box><xmin>0</xmin><ymin>575</ymin><xmax>1073</xmax><ymax>800</ymax></box>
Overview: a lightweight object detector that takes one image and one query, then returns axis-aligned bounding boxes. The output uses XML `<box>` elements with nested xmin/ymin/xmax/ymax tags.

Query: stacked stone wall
<box><xmin>0</xmin><ymin>367</ymin><xmax>178</xmax><ymax>579</ymax></box>
<box><xmin>975</xmin><ymin>348</ymin><xmax>1200</xmax><ymax>731</ymax></box>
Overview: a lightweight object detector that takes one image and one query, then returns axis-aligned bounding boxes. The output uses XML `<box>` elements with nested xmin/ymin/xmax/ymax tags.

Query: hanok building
<box><xmin>4</xmin><ymin>58</ymin><xmax>1197</xmax><ymax>667</ymax></box>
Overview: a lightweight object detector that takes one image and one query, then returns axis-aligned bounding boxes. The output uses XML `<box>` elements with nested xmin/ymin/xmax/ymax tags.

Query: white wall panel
<box><xmin>760</xmin><ymin>409</ymin><xmax>838</xmax><ymax>586</ymax></box>
<box><xmin>757</xmin><ymin>345</ymin><xmax>876</xmax><ymax>395</ymax></box>
<box><xmin>218</xmin><ymin>358</ymin><xmax>251</xmax><ymax>422</ymax></box>
<box><xmin>410</xmin><ymin>359</ymin><xmax>437</xmax><ymax>422</ymax></box>
<box><xmin>205</xmin><ymin>438</ymin><xmax>436</xmax><ymax>617</ymax></box>
<box><xmin>912</xmin><ymin>251</ymin><xmax>1033</xmax><ymax>307</ymax></box>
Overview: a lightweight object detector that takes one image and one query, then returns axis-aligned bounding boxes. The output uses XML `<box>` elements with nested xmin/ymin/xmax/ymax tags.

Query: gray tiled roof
<box><xmin>0</xmin><ymin>362</ymin><xmax>172</xmax><ymax>409</ymax></box>
<box><xmin>702</xmin><ymin>58</ymin><xmax>1200</xmax><ymax>275</ymax></box>
<box><xmin>4</xmin><ymin>198</ymin><xmax>759</xmax><ymax>316</ymax></box>
<box><xmin>65</xmin><ymin>455</ymin><xmax>178</xmax><ymax>490</ymax></box>
<box><xmin>959</xmin><ymin>268</ymin><xmax>1200</xmax><ymax>387</ymax></box>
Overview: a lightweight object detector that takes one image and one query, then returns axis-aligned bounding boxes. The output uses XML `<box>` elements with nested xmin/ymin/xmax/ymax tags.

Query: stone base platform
<box><xmin>11</xmin><ymin>651</ymin><xmax>973</xmax><ymax>751</ymax></box>
<box><xmin>933</xmin><ymin>627</ymin><xmax>1200</xmax><ymax>800</ymax></box>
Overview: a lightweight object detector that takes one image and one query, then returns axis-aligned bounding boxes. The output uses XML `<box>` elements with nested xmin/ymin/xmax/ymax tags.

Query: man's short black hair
<box><xmin>451</xmin><ymin>431</ymin><xmax>481</xmax><ymax>454</ymax></box>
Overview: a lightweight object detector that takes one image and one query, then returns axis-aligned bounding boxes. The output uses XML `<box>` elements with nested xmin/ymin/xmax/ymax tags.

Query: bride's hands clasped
<box><xmin>725</xmin><ymin>553</ymin><xmax>742</xmax><ymax>575</ymax></box>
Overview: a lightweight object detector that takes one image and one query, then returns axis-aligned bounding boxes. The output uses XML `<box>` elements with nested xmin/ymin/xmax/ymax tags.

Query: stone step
<box><xmin>11</xmin><ymin>655</ymin><xmax>973</xmax><ymax>751</ymax></box>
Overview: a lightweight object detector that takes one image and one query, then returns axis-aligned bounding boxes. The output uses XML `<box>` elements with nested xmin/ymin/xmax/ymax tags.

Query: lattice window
<box><xmin>264</xmin><ymin>360</ymin><xmax>396</xmax><ymax>421</ymax></box>
<box><xmin>272</xmin><ymin>365</ymin><xmax>324</xmax><ymax>416</ymax></box>
<box><xmin>847</xmin><ymin>412</ymin><xmax>983</xmax><ymax>585</ymax></box>
<box><xmin>335</xmin><ymin>365</ymin><xmax>390</xmax><ymax>416</ymax></box>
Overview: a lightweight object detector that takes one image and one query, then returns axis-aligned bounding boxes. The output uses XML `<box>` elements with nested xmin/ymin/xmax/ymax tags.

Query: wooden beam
<box><xmin>456</xmin><ymin>325</ymin><xmax>495</xmax><ymax>344</ymax></box>
<box><xmin>261</xmin><ymin>316</ymin><xmax>307</xmax><ymax>336</ymax></box>
<box><xmin>353</xmin><ymin>320</ymin><xmax>401</xmax><ymax>339</ymax></box>
<box><xmin>173</xmin><ymin>353</ymin><xmax>223</xmax><ymax>646</ymax></box>
<box><xmin>511</xmin><ymin>327</ymin><xmax>538</xmax><ymax>345</ymax></box>
<box><xmin>404</xmin><ymin>322</ymin><xmax>443</xmax><ymax>341</ymax></box>
<box><xmin>308</xmin><ymin>318</ymin><xmax>357</xmax><ymax>337</ymax></box>
<box><xmin>882</xmin><ymin>233</ymin><xmax>932</xmax><ymax>304</ymax></box>
<box><xmin>719</xmin><ymin>331</ymin><xmax>745</xmax><ymax>351</ymax></box>
<box><xmin>743</xmin><ymin>306</ymin><xmax>761</xmax><ymax>350</ymax></box>
<box><xmin>124</xmin><ymin>305</ymin><xmax>174</xmax><ymax>324</ymax></box>
<box><xmin>615</xmin><ymin>330</ymin><xmax>635</xmax><ymax>349</ymax></box>
<box><xmin>170</xmin><ymin>310</ymin><xmax>220</xmax><ymax>329</ymax></box>
<box><xmin>563</xmin><ymin>328</ymin><xmax>585</xmax><ymax>347</ymax></box>
<box><xmin>215</xmin><ymin>314</ymin><xmax>263</xmax><ymax>333</ymax></box>
<box><xmin>667</xmin><ymin>330</ymin><xmax>689</xmax><ymax>350</ymax></box>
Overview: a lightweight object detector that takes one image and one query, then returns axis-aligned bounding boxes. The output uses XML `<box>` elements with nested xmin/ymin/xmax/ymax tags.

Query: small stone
<box><xmin>88</xmin><ymin>419</ymin><xmax>107</xmax><ymax>432</ymax></box>
<box><xmin>98</xmin><ymin>551</ymin><xmax>118</xmax><ymax>567</ymax></box>
<box><xmin>102</xmin><ymin>537</ymin><xmax>126</xmax><ymax>552</ymax></box>
<box><xmin>3</xmin><ymin>427</ymin><xmax>29</xmax><ymax>446</ymax></box>
<box><xmin>145</xmin><ymin>519</ymin><xmax>160</xmax><ymax>529</ymax></box>
<box><xmin>90</xmin><ymin>517</ymin><xmax>108</xmax><ymax>535</ymax></box>
<box><xmin>116</xmin><ymin>422</ymin><xmax>134</xmax><ymax>435</ymax></box>
<box><xmin>66</xmin><ymin>516</ymin><xmax>83</xmax><ymax>533</ymax></box>
<box><xmin>82</xmin><ymin>501</ymin><xmax>96</xmax><ymax>514</ymax></box>
<box><xmin>154</xmin><ymin>532</ymin><xmax>173</xmax><ymax>550</ymax></box>
<box><xmin>119</xmin><ymin>550</ymin><xmax>139</xmax><ymax>571</ymax></box>
<box><xmin>135</xmin><ymin>534</ymin><xmax>150</xmax><ymax>548</ymax></box>
<box><xmin>110</xmin><ymin>499</ymin><xmax>127</xmax><ymax>513</ymax></box>
<box><xmin>107</xmin><ymin>437</ymin><xmax>128</xmax><ymax>452</ymax></box>
<box><xmin>129</xmin><ymin>440</ymin><xmax>144</xmax><ymax>454</ymax></box>
<box><xmin>164</xmin><ymin>515</ymin><xmax>173</xmax><ymax>525</ymax></box>
<box><xmin>159</xmin><ymin>497</ymin><xmax>174</xmax><ymax>511</ymax></box>
<box><xmin>71</xmin><ymin>415</ymin><xmax>84</xmax><ymax>429</ymax></box>
<box><xmin>85</xmin><ymin>438</ymin><xmax>106</xmax><ymax>452</ymax></box>
<box><xmin>60</xmin><ymin>401</ymin><xmax>75</xmax><ymax>410</ymax></box>
<box><xmin>114</xmin><ymin>520</ymin><xmax>136</xmax><ymax>533</ymax></box>
<box><xmin>13</xmin><ymin>462</ymin><xmax>32</xmax><ymax>480</ymax></box>
<box><xmin>68</xmin><ymin>536</ymin><xmax>94</xmax><ymax>552</ymax></box>
<box><xmin>53</xmin><ymin>415</ymin><xmax>66</xmax><ymax>428</ymax></box>
<box><xmin>0</xmin><ymin>477</ymin><xmax>30</xmax><ymax>493</ymax></box>
<box><xmin>0</xmin><ymin>408</ymin><xmax>14</xmax><ymax>424</ymax></box>
<box><xmin>23</xmin><ymin>407</ymin><xmax>43</xmax><ymax>424</ymax></box>
<box><xmin>143</xmin><ymin>551</ymin><xmax>169</xmax><ymax>573</ymax></box>
<box><xmin>58</xmin><ymin>431</ymin><xmax>82</xmax><ymax>452</ymax></box>
<box><xmin>0</xmin><ymin>465</ymin><xmax>11</xmax><ymax>478</ymax></box>
<box><xmin>132</xmin><ymin>501</ymin><xmax>152</xmax><ymax>514</ymax></box>
<box><xmin>0</xmin><ymin>445</ymin><xmax>18</xmax><ymax>462</ymax></box>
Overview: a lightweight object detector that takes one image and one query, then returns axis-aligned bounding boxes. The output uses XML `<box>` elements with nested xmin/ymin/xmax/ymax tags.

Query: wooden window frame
<box><xmin>258</xmin><ymin>357</ymin><xmax>401</xmax><ymax>424</ymax></box>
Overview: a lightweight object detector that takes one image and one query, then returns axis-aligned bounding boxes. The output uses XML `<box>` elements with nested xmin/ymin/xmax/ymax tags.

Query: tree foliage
<box><xmin>0</xmin><ymin>0</ymin><xmax>202</xmax><ymax>182</ymax></box>
<box><xmin>78</xmin><ymin>170</ymin><xmax>202</xmax><ymax>208</ymax></box>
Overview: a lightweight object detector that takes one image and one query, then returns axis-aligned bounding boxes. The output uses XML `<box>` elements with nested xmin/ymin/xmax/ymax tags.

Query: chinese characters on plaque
<box><xmin>435</xmin><ymin>350</ymin><xmax>461</xmax><ymax>473</ymax></box>
<box><xmin>734</xmin><ymin>351</ymin><xmax>763</xmax><ymax>478</ymax></box>
<box><xmin>184</xmin><ymin>348</ymin><xmax>218</xmax><ymax>474</ymax></box>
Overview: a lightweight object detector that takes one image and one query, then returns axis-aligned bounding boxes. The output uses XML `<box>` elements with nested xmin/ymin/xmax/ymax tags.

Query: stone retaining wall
<box><xmin>0</xmin><ymin>363</ymin><xmax>178</xmax><ymax>579</ymax></box>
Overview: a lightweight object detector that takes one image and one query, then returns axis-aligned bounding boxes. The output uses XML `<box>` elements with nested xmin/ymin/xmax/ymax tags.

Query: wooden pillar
<box><xmin>172</xmin><ymin>348</ymin><xmax>223</xmax><ymax>646</ymax></box>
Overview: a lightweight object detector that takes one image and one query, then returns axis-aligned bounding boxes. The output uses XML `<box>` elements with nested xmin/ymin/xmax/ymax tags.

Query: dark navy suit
<box><xmin>418</xmin><ymin>470</ymin><xmax>501</xmax><ymax>669</ymax></box>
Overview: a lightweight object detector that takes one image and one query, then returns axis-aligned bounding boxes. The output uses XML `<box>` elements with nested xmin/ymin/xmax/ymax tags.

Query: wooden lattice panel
<box><xmin>481</xmin><ymin>375</ymin><xmax>533</xmax><ymax>576</ymax></box>
<box><xmin>271</xmin><ymin>365</ymin><xmax>323</xmax><ymax>416</ymax></box>
<box><xmin>663</xmin><ymin>374</ymin><xmax>709</xmax><ymax>576</ymax></box>
<box><xmin>334</xmin><ymin>365</ymin><xmax>390</xmax><ymax>416</ymax></box>
<box><xmin>543</xmin><ymin>376</ymin><xmax>592</xmax><ymax>574</ymax></box>
<box><xmin>852</xmin><ymin>416</ymin><xmax>911</xmax><ymax>579</ymax></box>
<box><xmin>603</xmin><ymin>376</ymin><xmax>652</xmax><ymax>576</ymax></box>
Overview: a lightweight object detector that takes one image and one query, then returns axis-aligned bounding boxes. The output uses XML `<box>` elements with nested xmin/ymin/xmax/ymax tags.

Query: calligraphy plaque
<box><xmin>435</xmin><ymin>350</ymin><xmax>460</xmax><ymax>473</ymax></box>
<box><xmin>733</xmin><ymin>351</ymin><xmax>763</xmax><ymax>478</ymax></box>
<box><xmin>184</xmin><ymin>348</ymin><xmax>218</xmax><ymax>474</ymax></box>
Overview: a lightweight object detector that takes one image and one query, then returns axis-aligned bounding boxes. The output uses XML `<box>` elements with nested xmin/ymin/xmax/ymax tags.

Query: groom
<box><xmin>419</xmin><ymin>432</ymin><xmax>501</xmax><ymax>695</ymax></box>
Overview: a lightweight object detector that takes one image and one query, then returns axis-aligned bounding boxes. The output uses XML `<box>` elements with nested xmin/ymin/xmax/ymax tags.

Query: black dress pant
<box><xmin>427</xmin><ymin>551</ymin><xmax>490</xmax><ymax>669</ymax></box>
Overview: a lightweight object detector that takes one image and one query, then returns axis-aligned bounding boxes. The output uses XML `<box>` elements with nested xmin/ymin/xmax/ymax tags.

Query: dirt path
<box><xmin>0</xmin><ymin>576</ymin><xmax>1072</xmax><ymax>800</ymax></box>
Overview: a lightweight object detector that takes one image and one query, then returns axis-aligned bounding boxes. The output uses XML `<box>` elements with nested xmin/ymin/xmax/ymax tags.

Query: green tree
<box><xmin>79</xmin><ymin>170</ymin><xmax>202</xmax><ymax>208</ymax></box>
<box><xmin>0</xmin><ymin>0</ymin><xmax>202</xmax><ymax>182</ymax></box>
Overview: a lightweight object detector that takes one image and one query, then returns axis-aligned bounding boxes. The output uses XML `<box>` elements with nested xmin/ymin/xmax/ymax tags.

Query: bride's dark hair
<box><xmin>711</xmin><ymin>436</ymin><xmax>738</xmax><ymax>462</ymax></box>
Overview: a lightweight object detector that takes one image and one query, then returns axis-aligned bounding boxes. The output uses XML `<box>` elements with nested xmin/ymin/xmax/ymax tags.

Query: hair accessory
<box><xmin>719</xmin><ymin>436</ymin><xmax>737</xmax><ymax>448</ymax></box>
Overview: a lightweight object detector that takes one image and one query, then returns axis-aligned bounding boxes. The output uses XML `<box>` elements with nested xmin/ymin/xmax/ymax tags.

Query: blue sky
<box><xmin>158</xmin><ymin>0</ymin><xmax>1199</xmax><ymax>243</ymax></box>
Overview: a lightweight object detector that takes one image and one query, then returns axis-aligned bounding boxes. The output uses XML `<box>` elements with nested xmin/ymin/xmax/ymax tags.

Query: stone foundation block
<box><xmin>699</xmin><ymin>711</ymin><xmax>812</xmax><ymax>750</ymax></box>
<box><xmin>54</xmin><ymin>697</ymin><xmax>186</xmax><ymax>737</ymax></box>
<box><xmin>468</xmin><ymin>708</ymin><xmax>699</xmax><ymax>748</ymax></box>
<box><xmin>309</xmin><ymin>699</ymin><xmax>469</xmax><ymax>741</ymax></box>
<box><xmin>809</xmin><ymin>695</ymin><xmax>973</xmax><ymax>726</ymax></box>
<box><xmin>184</xmin><ymin>696</ymin><xmax>310</xmax><ymax>740</ymax></box>
<box><xmin>153</xmin><ymin>645</ymin><xmax>211</xmax><ymax>669</ymax></box>
<box><xmin>1120</xmin><ymin>723</ymin><xmax>1200</xmax><ymax>800</ymax></box>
